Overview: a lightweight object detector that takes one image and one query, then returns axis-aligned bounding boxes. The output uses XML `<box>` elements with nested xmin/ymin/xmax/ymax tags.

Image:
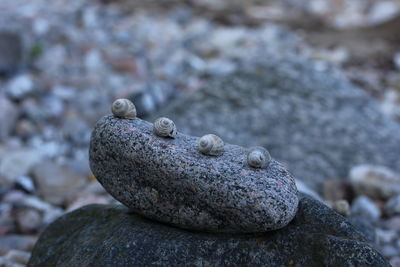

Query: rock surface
<box><xmin>89</xmin><ymin>115</ymin><xmax>298</xmax><ymax>233</ymax></box>
<box><xmin>155</xmin><ymin>58</ymin><xmax>400</xmax><ymax>192</ymax></box>
<box><xmin>28</xmin><ymin>195</ymin><xmax>389</xmax><ymax>267</ymax></box>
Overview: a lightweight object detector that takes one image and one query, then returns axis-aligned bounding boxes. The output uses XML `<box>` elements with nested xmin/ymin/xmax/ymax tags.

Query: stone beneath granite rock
<box><xmin>28</xmin><ymin>195</ymin><xmax>389</xmax><ymax>267</ymax></box>
<box><xmin>155</xmin><ymin>58</ymin><xmax>400</xmax><ymax>193</ymax></box>
<box><xmin>31</xmin><ymin>161</ymin><xmax>86</xmax><ymax>206</ymax></box>
<box><xmin>350</xmin><ymin>165</ymin><xmax>400</xmax><ymax>199</ymax></box>
<box><xmin>89</xmin><ymin>115</ymin><xmax>299</xmax><ymax>233</ymax></box>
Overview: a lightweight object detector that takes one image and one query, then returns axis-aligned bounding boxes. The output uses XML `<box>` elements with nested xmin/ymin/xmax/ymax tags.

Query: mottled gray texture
<box><xmin>89</xmin><ymin>115</ymin><xmax>298</xmax><ymax>233</ymax></box>
<box><xmin>154</xmin><ymin>58</ymin><xmax>400</xmax><ymax>192</ymax></box>
<box><xmin>28</xmin><ymin>195</ymin><xmax>389</xmax><ymax>267</ymax></box>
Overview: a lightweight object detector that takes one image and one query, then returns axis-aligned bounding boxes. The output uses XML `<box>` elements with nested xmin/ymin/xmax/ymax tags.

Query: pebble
<box><xmin>332</xmin><ymin>199</ymin><xmax>351</xmax><ymax>216</ymax></box>
<box><xmin>323</xmin><ymin>179</ymin><xmax>352</xmax><ymax>201</ymax></box>
<box><xmin>0</xmin><ymin>98</ymin><xmax>18</xmax><ymax>141</ymax></box>
<box><xmin>0</xmin><ymin>235</ymin><xmax>37</xmax><ymax>253</ymax></box>
<box><xmin>381</xmin><ymin>245</ymin><xmax>399</xmax><ymax>258</ymax></box>
<box><xmin>31</xmin><ymin>160</ymin><xmax>86</xmax><ymax>205</ymax></box>
<box><xmin>351</xmin><ymin>195</ymin><xmax>381</xmax><ymax>221</ymax></box>
<box><xmin>376</xmin><ymin>228</ymin><xmax>398</xmax><ymax>244</ymax></box>
<box><xmin>349</xmin><ymin>165</ymin><xmax>400</xmax><ymax>199</ymax></box>
<box><xmin>16</xmin><ymin>208</ymin><xmax>42</xmax><ymax>233</ymax></box>
<box><xmin>15</xmin><ymin>175</ymin><xmax>35</xmax><ymax>193</ymax></box>
<box><xmin>0</xmin><ymin>31</ymin><xmax>24</xmax><ymax>77</ymax></box>
<box><xmin>2</xmin><ymin>250</ymin><xmax>30</xmax><ymax>265</ymax></box>
<box><xmin>383</xmin><ymin>216</ymin><xmax>400</xmax><ymax>231</ymax></box>
<box><xmin>390</xmin><ymin>257</ymin><xmax>400</xmax><ymax>267</ymax></box>
<box><xmin>384</xmin><ymin>194</ymin><xmax>400</xmax><ymax>216</ymax></box>
<box><xmin>0</xmin><ymin>204</ymin><xmax>15</xmax><ymax>235</ymax></box>
<box><xmin>5</xmin><ymin>74</ymin><xmax>35</xmax><ymax>101</ymax></box>
<box><xmin>0</xmin><ymin>148</ymin><xmax>44</xmax><ymax>186</ymax></box>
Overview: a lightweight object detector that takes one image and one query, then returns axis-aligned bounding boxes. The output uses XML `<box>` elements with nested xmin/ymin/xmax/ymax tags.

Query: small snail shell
<box><xmin>247</xmin><ymin>146</ymin><xmax>271</xmax><ymax>168</ymax></box>
<box><xmin>111</xmin><ymin>99</ymin><xmax>136</xmax><ymax>119</ymax></box>
<box><xmin>153</xmin><ymin>117</ymin><xmax>177</xmax><ymax>138</ymax></box>
<box><xmin>198</xmin><ymin>134</ymin><xmax>224</xmax><ymax>156</ymax></box>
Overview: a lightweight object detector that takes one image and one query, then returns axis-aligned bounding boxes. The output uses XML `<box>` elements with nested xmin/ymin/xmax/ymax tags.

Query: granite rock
<box><xmin>154</xmin><ymin>58</ymin><xmax>400</xmax><ymax>192</ymax></box>
<box><xmin>28</xmin><ymin>195</ymin><xmax>389</xmax><ymax>267</ymax></box>
<box><xmin>89</xmin><ymin>115</ymin><xmax>299</xmax><ymax>233</ymax></box>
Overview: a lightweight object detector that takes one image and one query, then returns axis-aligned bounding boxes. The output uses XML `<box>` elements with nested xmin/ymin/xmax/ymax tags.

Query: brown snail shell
<box><xmin>198</xmin><ymin>134</ymin><xmax>224</xmax><ymax>156</ymax></box>
<box><xmin>247</xmin><ymin>146</ymin><xmax>271</xmax><ymax>168</ymax></box>
<box><xmin>153</xmin><ymin>117</ymin><xmax>177</xmax><ymax>138</ymax></box>
<box><xmin>111</xmin><ymin>99</ymin><xmax>136</xmax><ymax>119</ymax></box>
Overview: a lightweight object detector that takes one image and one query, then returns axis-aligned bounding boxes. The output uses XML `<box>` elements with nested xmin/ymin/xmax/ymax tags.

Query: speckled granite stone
<box><xmin>154</xmin><ymin>58</ymin><xmax>400</xmax><ymax>193</ymax></box>
<box><xmin>28</xmin><ymin>195</ymin><xmax>390</xmax><ymax>267</ymax></box>
<box><xmin>89</xmin><ymin>115</ymin><xmax>298</xmax><ymax>233</ymax></box>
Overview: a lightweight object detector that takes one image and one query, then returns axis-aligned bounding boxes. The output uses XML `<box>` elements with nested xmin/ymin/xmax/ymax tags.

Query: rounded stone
<box><xmin>89</xmin><ymin>115</ymin><xmax>299</xmax><ymax>233</ymax></box>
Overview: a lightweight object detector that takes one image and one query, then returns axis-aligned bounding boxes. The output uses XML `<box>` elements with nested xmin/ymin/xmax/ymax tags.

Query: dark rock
<box><xmin>0</xmin><ymin>32</ymin><xmax>24</xmax><ymax>77</ymax></box>
<box><xmin>28</xmin><ymin>195</ymin><xmax>389</xmax><ymax>267</ymax></box>
<box><xmin>89</xmin><ymin>115</ymin><xmax>298</xmax><ymax>233</ymax></box>
<box><xmin>155</xmin><ymin>58</ymin><xmax>400</xmax><ymax>192</ymax></box>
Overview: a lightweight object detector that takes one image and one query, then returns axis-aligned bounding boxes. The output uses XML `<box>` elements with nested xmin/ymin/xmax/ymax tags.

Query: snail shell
<box><xmin>247</xmin><ymin>146</ymin><xmax>271</xmax><ymax>168</ymax></box>
<box><xmin>198</xmin><ymin>134</ymin><xmax>224</xmax><ymax>156</ymax></box>
<box><xmin>111</xmin><ymin>99</ymin><xmax>137</xmax><ymax>119</ymax></box>
<box><xmin>153</xmin><ymin>117</ymin><xmax>177</xmax><ymax>138</ymax></box>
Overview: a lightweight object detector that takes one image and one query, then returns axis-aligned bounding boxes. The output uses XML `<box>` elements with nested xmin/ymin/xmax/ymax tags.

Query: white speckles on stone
<box><xmin>89</xmin><ymin>115</ymin><xmax>299</xmax><ymax>233</ymax></box>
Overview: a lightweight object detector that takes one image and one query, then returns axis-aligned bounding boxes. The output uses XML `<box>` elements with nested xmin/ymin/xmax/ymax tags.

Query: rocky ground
<box><xmin>0</xmin><ymin>0</ymin><xmax>400</xmax><ymax>266</ymax></box>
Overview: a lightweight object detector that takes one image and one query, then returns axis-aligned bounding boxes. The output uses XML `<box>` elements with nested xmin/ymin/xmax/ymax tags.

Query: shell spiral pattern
<box><xmin>154</xmin><ymin>117</ymin><xmax>177</xmax><ymax>138</ymax></box>
<box><xmin>111</xmin><ymin>99</ymin><xmax>137</xmax><ymax>119</ymax></box>
<box><xmin>198</xmin><ymin>134</ymin><xmax>224</xmax><ymax>156</ymax></box>
<box><xmin>247</xmin><ymin>146</ymin><xmax>271</xmax><ymax>168</ymax></box>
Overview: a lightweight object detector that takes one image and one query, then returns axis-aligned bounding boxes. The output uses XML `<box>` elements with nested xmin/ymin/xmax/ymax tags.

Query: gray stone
<box><xmin>2</xmin><ymin>250</ymin><xmax>30</xmax><ymax>266</ymax></box>
<box><xmin>31</xmin><ymin>160</ymin><xmax>86</xmax><ymax>206</ymax></box>
<box><xmin>384</xmin><ymin>194</ymin><xmax>400</xmax><ymax>216</ymax></box>
<box><xmin>350</xmin><ymin>165</ymin><xmax>400</xmax><ymax>200</ymax></box>
<box><xmin>16</xmin><ymin>208</ymin><xmax>42</xmax><ymax>233</ymax></box>
<box><xmin>351</xmin><ymin>196</ymin><xmax>381</xmax><ymax>222</ymax></box>
<box><xmin>0</xmin><ymin>32</ymin><xmax>24</xmax><ymax>77</ymax></box>
<box><xmin>28</xmin><ymin>195</ymin><xmax>390</xmax><ymax>267</ymax></box>
<box><xmin>0</xmin><ymin>235</ymin><xmax>37</xmax><ymax>253</ymax></box>
<box><xmin>0</xmin><ymin>98</ymin><xmax>18</xmax><ymax>142</ymax></box>
<box><xmin>0</xmin><ymin>148</ymin><xmax>44</xmax><ymax>186</ymax></box>
<box><xmin>154</xmin><ymin>58</ymin><xmax>400</xmax><ymax>192</ymax></box>
<box><xmin>89</xmin><ymin>115</ymin><xmax>299</xmax><ymax>233</ymax></box>
<box><xmin>5</xmin><ymin>74</ymin><xmax>35</xmax><ymax>101</ymax></box>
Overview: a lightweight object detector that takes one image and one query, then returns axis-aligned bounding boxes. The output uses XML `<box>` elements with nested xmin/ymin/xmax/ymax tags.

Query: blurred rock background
<box><xmin>0</xmin><ymin>0</ymin><xmax>400</xmax><ymax>266</ymax></box>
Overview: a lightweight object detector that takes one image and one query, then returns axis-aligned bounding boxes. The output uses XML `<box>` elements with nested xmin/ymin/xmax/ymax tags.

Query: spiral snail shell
<box><xmin>111</xmin><ymin>99</ymin><xmax>137</xmax><ymax>119</ymax></box>
<box><xmin>198</xmin><ymin>134</ymin><xmax>224</xmax><ymax>156</ymax></box>
<box><xmin>247</xmin><ymin>146</ymin><xmax>271</xmax><ymax>168</ymax></box>
<box><xmin>153</xmin><ymin>117</ymin><xmax>177</xmax><ymax>138</ymax></box>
